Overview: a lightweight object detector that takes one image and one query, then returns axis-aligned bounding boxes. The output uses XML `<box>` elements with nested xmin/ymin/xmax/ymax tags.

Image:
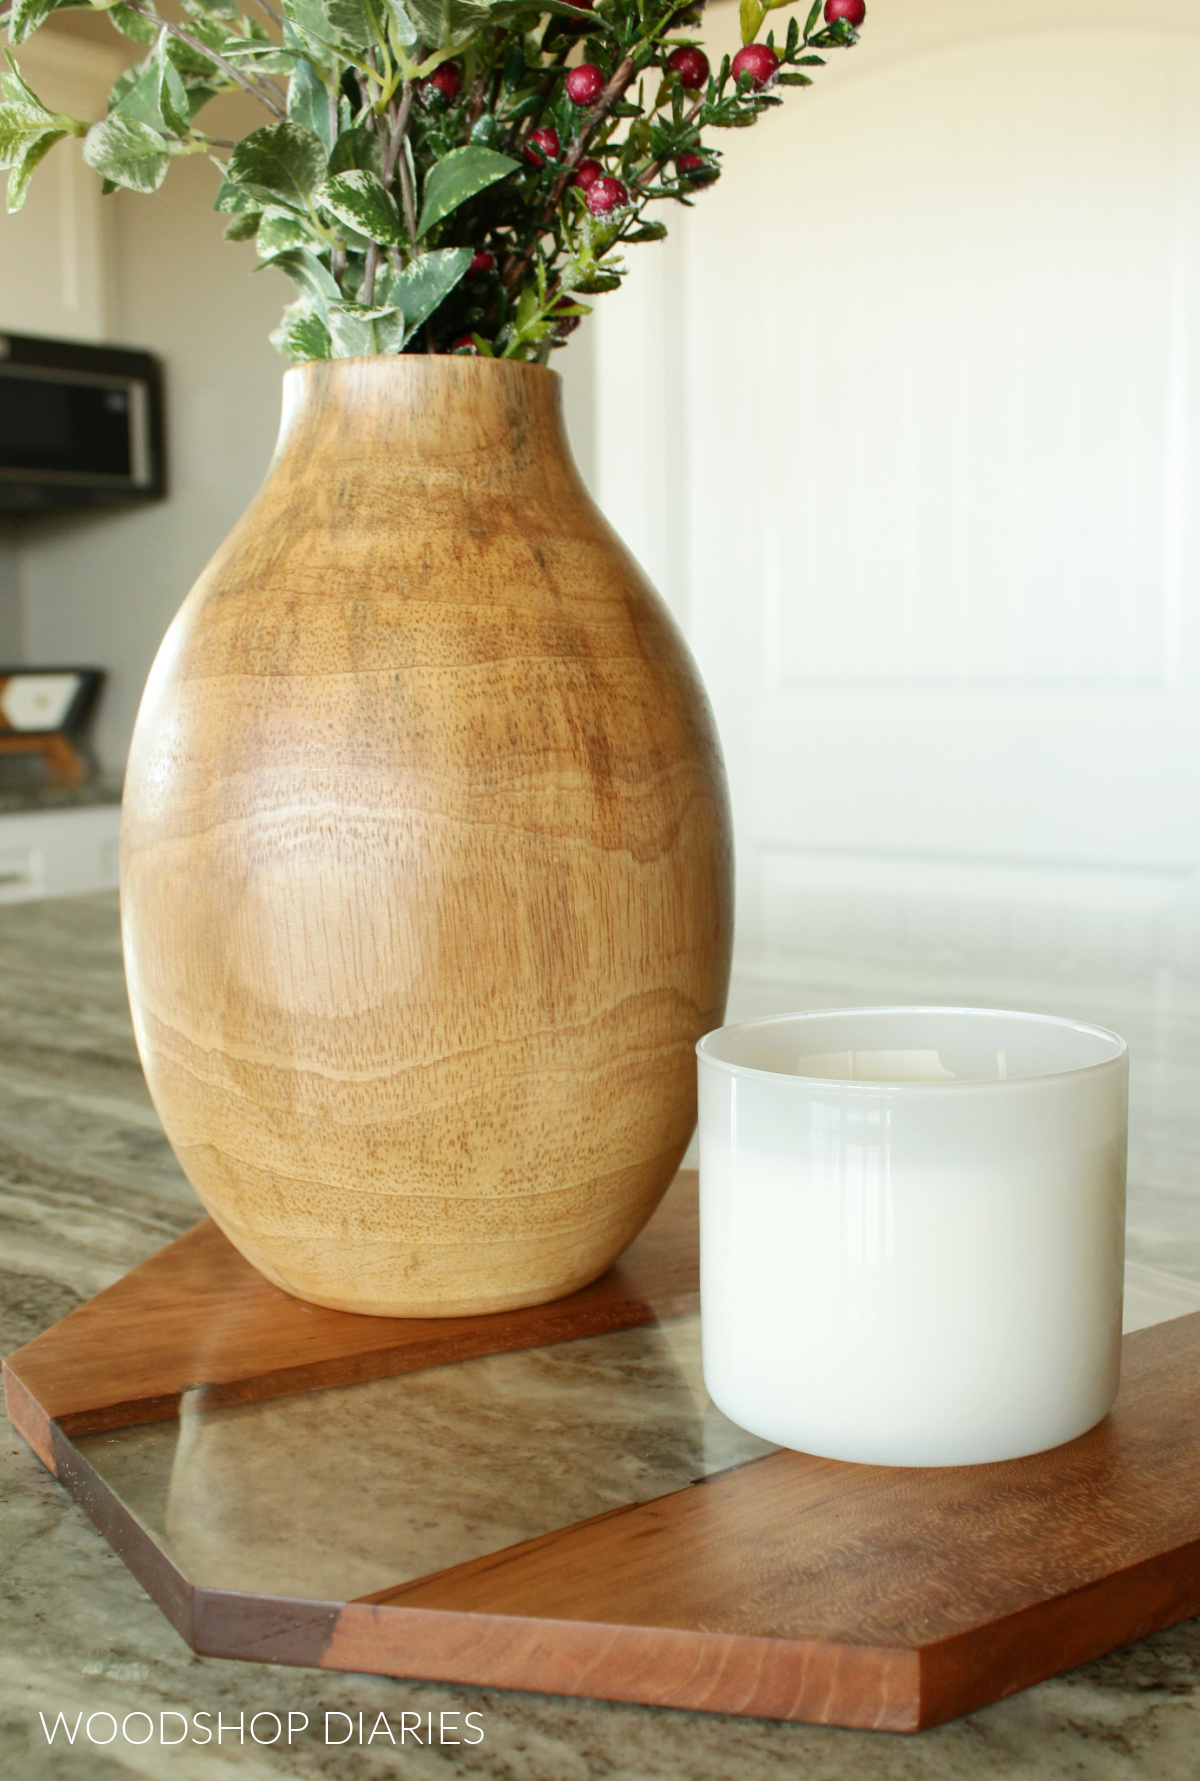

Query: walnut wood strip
<box><xmin>2</xmin><ymin>1171</ymin><xmax>697</xmax><ymax>1439</ymax></box>
<box><xmin>193</xmin><ymin>1589</ymin><xmax>344</xmax><ymax>1671</ymax></box>
<box><xmin>324</xmin><ymin>1520</ymin><xmax>1200</xmax><ymax>1731</ymax></box>
<box><xmin>320</xmin><ymin>1604</ymin><xmax>922</xmax><ymax>1730</ymax></box>
<box><xmin>2</xmin><ymin>1362</ymin><xmax>52</xmax><ymax>1472</ymax></box>
<box><xmin>344</xmin><ymin>1314</ymin><xmax>1200</xmax><ymax>1726</ymax></box>
<box><xmin>918</xmin><ymin>1537</ymin><xmax>1200</xmax><ymax>1727</ymax></box>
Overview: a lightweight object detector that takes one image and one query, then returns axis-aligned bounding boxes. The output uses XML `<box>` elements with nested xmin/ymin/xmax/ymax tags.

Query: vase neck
<box><xmin>273</xmin><ymin>356</ymin><xmax>577</xmax><ymax>496</ymax></box>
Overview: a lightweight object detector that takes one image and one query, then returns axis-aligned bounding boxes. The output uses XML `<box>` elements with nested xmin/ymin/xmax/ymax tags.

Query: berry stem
<box><xmin>635</xmin><ymin>93</ymin><xmax>706</xmax><ymax>189</ymax></box>
<box><xmin>384</xmin><ymin>76</ymin><xmax>421</xmax><ymax>260</ymax></box>
<box><xmin>502</xmin><ymin>51</ymin><xmax>638</xmax><ymax>292</ymax></box>
<box><xmin>499</xmin><ymin>0</ymin><xmax>706</xmax><ymax>293</ymax></box>
<box><xmin>512</xmin><ymin>41</ymin><xmax>574</xmax><ymax>154</ymax></box>
<box><xmin>120</xmin><ymin>0</ymin><xmax>286</xmax><ymax>118</ymax></box>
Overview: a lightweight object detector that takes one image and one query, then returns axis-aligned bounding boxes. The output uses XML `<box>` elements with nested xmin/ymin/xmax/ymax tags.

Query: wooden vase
<box><xmin>120</xmin><ymin>356</ymin><xmax>733</xmax><ymax>1317</ymax></box>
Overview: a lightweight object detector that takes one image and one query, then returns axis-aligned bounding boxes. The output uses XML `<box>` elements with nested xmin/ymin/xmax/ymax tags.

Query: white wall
<box><xmin>593</xmin><ymin>0</ymin><xmax>1200</xmax><ymax>975</ymax></box>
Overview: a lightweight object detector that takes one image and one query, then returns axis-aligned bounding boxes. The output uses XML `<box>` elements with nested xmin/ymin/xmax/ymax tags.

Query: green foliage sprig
<box><xmin>0</xmin><ymin>0</ymin><xmax>863</xmax><ymax>360</ymax></box>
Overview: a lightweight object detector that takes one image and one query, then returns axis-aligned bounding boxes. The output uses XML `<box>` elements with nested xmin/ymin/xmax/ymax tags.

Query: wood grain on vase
<box><xmin>3</xmin><ymin>1171</ymin><xmax>699</xmax><ymax>1457</ymax></box>
<box><xmin>120</xmin><ymin>357</ymin><xmax>732</xmax><ymax>1316</ymax></box>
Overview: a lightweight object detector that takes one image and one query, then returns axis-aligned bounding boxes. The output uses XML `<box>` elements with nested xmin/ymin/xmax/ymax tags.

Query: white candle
<box><xmin>697</xmin><ymin>1008</ymin><xmax>1128</xmax><ymax>1467</ymax></box>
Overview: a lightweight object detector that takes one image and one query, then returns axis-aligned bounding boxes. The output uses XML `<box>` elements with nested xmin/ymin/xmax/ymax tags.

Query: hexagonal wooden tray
<box><xmin>6</xmin><ymin>1170</ymin><xmax>1200</xmax><ymax>1733</ymax></box>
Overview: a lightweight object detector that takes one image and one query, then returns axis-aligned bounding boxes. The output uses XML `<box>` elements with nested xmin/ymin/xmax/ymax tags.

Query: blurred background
<box><xmin>3</xmin><ymin>0</ymin><xmax>1199</xmax><ymax>984</ymax></box>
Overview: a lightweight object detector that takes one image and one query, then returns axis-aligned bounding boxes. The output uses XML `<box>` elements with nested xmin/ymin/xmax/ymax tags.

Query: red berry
<box><xmin>572</xmin><ymin>158</ymin><xmax>604</xmax><ymax>191</ymax></box>
<box><xmin>468</xmin><ymin>250</ymin><xmax>495</xmax><ymax>275</ymax></box>
<box><xmin>419</xmin><ymin>62</ymin><xmax>462</xmax><ymax>104</ymax></box>
<box><xmin>677</xmin><ymin>152</ymin><xmax>709</xmax><ymax>177</ymax></box>
<box><xmin>565</xmin><ymin>63</ymin><xmax>605</xmax><ymax>108</ymax></box>
<box><xmin>731</xmin><ymin>44</ymin><xmax>779</xmax><ymax>90</ymax></box>
<box><xmin>451</xmin><ymin>335</ymin><xmax>479</xmax><ymax>353</ymax></box>
<box><xmin>824</xmin><ymin>0</ymin><xmax>865</xmax><ymax>23</ymax></box>
<box><xmin>667</xmin><ymin>46</ymin><xmax>709</xmax><ymax>90</ymax></box>
<box><xmin>585</xmin><ymin>175</ymin><xmax>628</xmax><ymax>216</ymax></box>
<box><xmin>524</xmin><ymin>127</ymin><xmax>561</xmax><ymax>167</ymax></box>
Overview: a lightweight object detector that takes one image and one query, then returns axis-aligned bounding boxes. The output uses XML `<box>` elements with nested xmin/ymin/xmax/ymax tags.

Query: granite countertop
<box><xmin>3</xmin><ymin>890</ymin><xmax>1200</xmax><ymax>1779</ymax></box>
<box><xmin>0</xmin><ymin>776</ymin><xmax>122</xmax><ymax>815</ymax></box>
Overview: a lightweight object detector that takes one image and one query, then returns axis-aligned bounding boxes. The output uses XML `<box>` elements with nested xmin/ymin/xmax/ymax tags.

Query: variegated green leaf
<box><xmin>184</xmin><ymin>83</ymin><xmax>222</xmax><ymax>121</ymax></box>
<box><xmin>327</xmin><ymin>125</ymin><xmax>382</xmax><ymax>179</ymax></box>
<box><xmin>179</xmin><ymin>0</ymin><xmax>239</xmax><ymax>18</ymax></box>
<box><xmin>106</xmin><ymin>65</ymin><xmax>142</xmax><ymax>118</ymax></box>
<box><xmin>327</xmin><ymin>299</ymin><xmax>402</xmax><ymax>356</ymax></box>
<box><xmin>6</xmin><ymin>127</ymin><xmax>66</xmax><ymax>211</ymax></box>
<box><xmin>0</xmin><ymin>64</ymin><xmax>47</xmax><ymax>111</ymax></box>
<box><xmin>162</xmin><ymin>28</ymin><xmax>227</xmax><ymax>79</ymax></box>
<box><xmin>284</xmin><ymin>0</ymin><xmax>339</xmax><ymax>53</ymax></box>
<box><xmin>320</xmin><ymin>168</ymin><xmax>402</xmax><ymax>246</ymax></box>
<box><xmin>0</xmin><ymin>101</ymin><xmax>57</xmax><ymax>167</ymax></box>
<box><xmin>287</xmin><ymin>57</ymin><xmax>336</xmax><ymax>154</ymax></box>
<box><xmin>270</xmin><ymin>299</ymin><xmax>334</xmax><ymax>362</ymax></box>
<box><xmin>0</xmin><ymin>63</ymin><xmax>77</xmax><ymax>182</ymax></box>
<box><xmin>223</xmin><ymin>208</ymin><xmax>263</xmax><ymax>241</ymax></box>
<box><xmin>416</xmin><ymin>144</ymin><xmax>517</xmax><ymax>237</ymax></box>
<box><xmin>401</xmin><ymin>0</ymin><xmax>489</xmax><ymax>51</ymax></box>
<box><xmin>107</xmin><ymin>4</ymin><xmax>160</xmax><ymax>45</ymax></box>
<box><xmin>382</xmin><ymin>0</ymin><xmax>418</xmax><ymax>46</ymax></box>
<box><xmin>8</xmin><ymin>0</ymin><xmax>81</xmax><ymax>48</ymax></box>
<box><xmin>220</xmin><ymin>20</ymin><xmax>299</xmax><ymax>75</ymax></box>
<box><xmin>82</xmin><ymin>116</ymin><xmax>175</xmax><ymax>193</ymax></box>
<box><xmin>227</xmin><ymin>119</ymin><xmax>326</xmax><ymax>212</ymax></box>
<box><xmin>110</xmin><ymin>33</ymin><xmax>192</xmax><ymax>140</ymax></box>
<box><xmin>214</xmin><ymin>175</ymin><xmax>256</xmax><ymax>213</ymax></box>
<box><xmin>378</xmin><ymin>245</ymin><xmax>471</xmax><ymax>345</ymax></box>
<box><xmin>325</xmin><ymin>0</ymin><xmax>378</xmax><ymax>50</ymax></box>
<box><xmin>263</xmin><ymin>245</ymin><xmax>341</xmax><ymax>318</ymax></box>
<box><xmin>257</xmin><ymin>207</ymin><xmax>322</xmax><ymax>256</ymax></box>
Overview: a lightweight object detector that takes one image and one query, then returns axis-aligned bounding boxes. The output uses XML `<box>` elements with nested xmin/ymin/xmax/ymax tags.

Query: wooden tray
<box><xmin>6</xmin><ymin>1170</ymin><xmax>1200</xmax><ymax>1734</ymax></box>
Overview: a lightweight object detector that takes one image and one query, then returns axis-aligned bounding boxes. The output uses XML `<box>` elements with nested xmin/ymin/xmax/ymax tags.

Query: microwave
<box><xmin>0</xmin><ymin>332</ymin><xmax>165</xmax><ymax>512</ymax></box>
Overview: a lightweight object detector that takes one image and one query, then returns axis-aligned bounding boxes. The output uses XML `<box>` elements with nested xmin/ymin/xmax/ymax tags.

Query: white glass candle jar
<box><xmin>697</xmin><ymin>1008</ymin><xmax>1128</xmax><ymax>1466</ymax></box>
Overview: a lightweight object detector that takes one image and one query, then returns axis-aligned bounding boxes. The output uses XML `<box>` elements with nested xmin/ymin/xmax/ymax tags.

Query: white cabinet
<box><xmin>0</xmin><ymin>804</ymin><xmax>120</xmax><ymax>902</ymax></box>
<box><xmin>0</xmin><ymin>32</ymin><xmax>123</xmax><ymax>344</ymax></box>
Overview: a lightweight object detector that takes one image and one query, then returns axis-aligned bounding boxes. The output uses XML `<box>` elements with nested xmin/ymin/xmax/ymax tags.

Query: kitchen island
<box><xmin>3</xmin><ymin>890</ymin><xmax>1200</xmax><ymax>1780</ymax></box>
